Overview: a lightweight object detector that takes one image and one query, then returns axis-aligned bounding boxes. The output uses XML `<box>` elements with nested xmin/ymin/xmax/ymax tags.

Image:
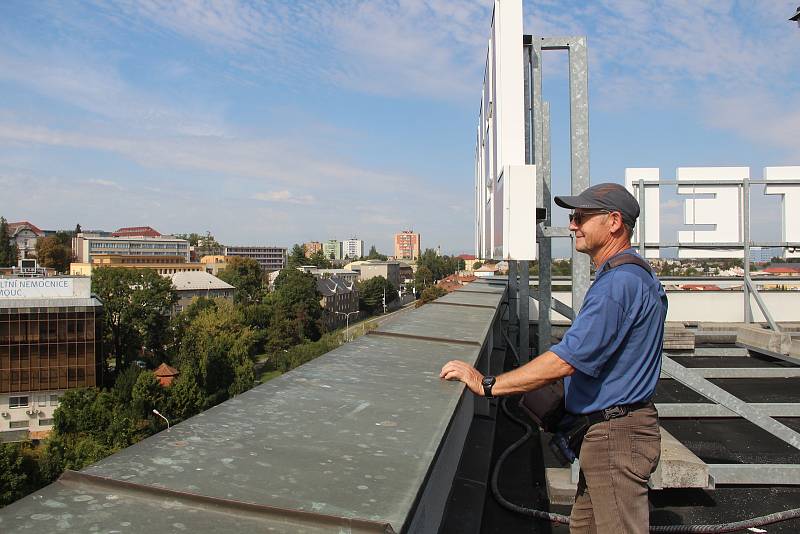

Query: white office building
<box><xmin>72</xmin><ymin>233</ymin><xmax>190</xmax><ymax>263</ymax></box>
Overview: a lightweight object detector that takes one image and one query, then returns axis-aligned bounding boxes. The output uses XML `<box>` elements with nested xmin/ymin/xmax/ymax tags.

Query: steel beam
<box><xmin>708</xmin><ymin>464</ymin><xmax>800</xmax><ymax>485</ymax></box>
<box><xmin>657</xmin><ymin>403</ymin><xmax>800</xmax><ymax>418</ymax></box>
<box><xmin>744</xmin><ymin>276</ymin><xmax>781</xmax><ymax>332</ymax></box>
<box><xmin>661</xmin><ymin>355</ymin><xmax>800</xmax><ymax>450</ymax></box>
<box><xmin>660</xmin><ymin>368</ymin><xmax>800</xmax><ymax>379</ymax></box>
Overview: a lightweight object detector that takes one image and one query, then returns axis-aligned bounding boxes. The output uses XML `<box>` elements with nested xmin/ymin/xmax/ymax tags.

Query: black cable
<box><xmin>492</xmin><ymin>397</ymin><xmax>800</xmax><ymax>533</ymax></box>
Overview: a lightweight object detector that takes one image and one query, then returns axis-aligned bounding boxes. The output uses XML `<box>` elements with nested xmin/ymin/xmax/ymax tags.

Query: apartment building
<box><xmin>394</xmin><ymin>230</ymin><xmax>420</xmax><ymax>261</ymax></box>
<box><xmin>323</xmin><ymin>240</ymin><xmax>342</xmax><ymax>261</ymax></box>
<box><xmin>342</xmin><ymin>238</ymin><xmax>364</xmax><ymax>260</ymax></box>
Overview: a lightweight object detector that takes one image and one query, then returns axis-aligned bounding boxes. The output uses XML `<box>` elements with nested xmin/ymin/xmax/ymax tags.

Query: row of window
<box><xmin>90</xmin><ymin>242</ymin><xmax>188</xmax><ymax>249</ymax></box>
<box><xmin>8</xmin><ymin>394</ymin><xmax>61</xmax><ymax>408</ymax></box>
<box><xmin>8</xmin><ymin>419</ymin><xmax>54</xmax><ymax>428</ymax></box>
<box><xmin>0</xmin><ymin>319</ymin><xmax>97</xmax><ymax>344</ymax></box>
<box><xmin>1</xmin><ymin>366</ymin><xmax>97</xmax><ymax>393</ymax></box>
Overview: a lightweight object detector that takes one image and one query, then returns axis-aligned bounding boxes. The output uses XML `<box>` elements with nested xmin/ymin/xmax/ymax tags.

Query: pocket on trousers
<box><xmin>631</xmin><ymin>436</ymin><xmax>660</xmax><ymax>479</ymax></box>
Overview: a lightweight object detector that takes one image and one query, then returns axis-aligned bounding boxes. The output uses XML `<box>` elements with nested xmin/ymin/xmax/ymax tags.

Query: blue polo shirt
<box><xmin>549</xmin><ymin>249</ymin><xmax>668</xmax><ymax>414</ymax></box>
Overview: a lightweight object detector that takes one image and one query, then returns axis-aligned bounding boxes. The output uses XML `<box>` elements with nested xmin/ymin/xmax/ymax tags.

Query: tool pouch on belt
<box><xmin>517</xmin><ymin>379</ymin><xmax>565</xmax><ymax>434</ymax></box>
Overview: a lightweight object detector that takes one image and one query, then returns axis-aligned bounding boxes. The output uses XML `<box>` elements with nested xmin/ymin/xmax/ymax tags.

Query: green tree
<box><xmin>35</xmin><ymin>233</ymin><xmax>73</xmax><ymax>272</ymax></box>
<box><xmin>472</xmin><ymin>261</ymin><xmax>483</xmax><ymax>270</ymax></box>
<box><xmin>287</xmin><ymin>243</ymin><xmax>308</xmax><ymax>268</ymax></box>
<box><xmin>366</xmin><ymin>245</ymin><xmax>387</xmax><ymax>261</ymax></box>
<box><xmin>177</xmin><ymin>300</ymin><xmax>259</xmax><ymax>406</ymax></box>
<box><xmin>218</xmin><ymin>256</ymin><xmax>263</xmax><ymax>304</ymax></box>
<box><xmin>168</xmin><ymin>371</ymin><xmax>205</xmax><ymax>422</ymax></box>
<box><xmin>414</xmin><ymin>266</ymin><xmax>434</xmax><ymax>292</ymax></box>
<box><xmin>416</xmin><ymin>285</ymin><xmax>447</xmax><ymax>308</ymax></box>
<box><xmin>0</xmin><ymin>217</ymin><xmax>19</xmax><ymax>267</ymax></box>
<box><xmin>308</xmin><ymin>249</ymin><xmax>332</xmax><ymax>268</ymax></box>
<box><xmin>0</xmin><ymin>443</ymin><xmax>41</xmax><ymax>507</ymax></box>
<box><xmin>92</xmin><ymin>267</ymin><xmax>177</xmax><ymax>371</ymax></box>
<box><xmin>131</xmin><ymin>371</ymin><xmax>168</xmax><ymax>419</ymax></box>
<box><xmin>358</xmin><ymin>276</ymin><xmax>397</xmax><ymax>315</ymax></box>
<box><xmin>269</xmin><ymin>268</ymin><xmax>323</xmax><ymax>343</ymax></box>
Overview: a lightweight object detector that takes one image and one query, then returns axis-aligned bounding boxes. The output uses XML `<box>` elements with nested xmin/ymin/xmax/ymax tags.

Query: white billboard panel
<box><xmin>0</xmin><ymin>278</ymin><xmax>75</xmax><ymax>299</ymax></box>
<box><xmin>764</xmin><ymin>166</ymin><xmax>800</xmax><ymax>259</ymax></box>
<box><xmin>677</xmin><ymin>167</ymin><xmax>746</xmax><ymax>258</ymax></box>
<box><xmin>474</xmin><ymin>0</ymin><xmax>537</xmax><ymax>260</ymax></box>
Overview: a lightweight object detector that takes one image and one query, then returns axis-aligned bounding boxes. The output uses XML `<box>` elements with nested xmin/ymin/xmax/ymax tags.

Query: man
<box><xmin>440</xmin><ymin>183</ymin><xmax>667</xmax><ymax>534</ymax></box>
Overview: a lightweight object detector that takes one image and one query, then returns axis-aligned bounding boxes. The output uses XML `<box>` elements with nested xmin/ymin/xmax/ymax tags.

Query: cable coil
<box><xmin>492</xmin><ymin>397</ymin><xmax>800</xmax><ymax>533</ymax></box>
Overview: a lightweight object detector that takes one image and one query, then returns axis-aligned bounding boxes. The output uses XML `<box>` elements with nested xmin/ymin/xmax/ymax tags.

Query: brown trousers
<box><xmin>570</xmin><ymin>404</ymin><xmax>661</xmax><ymax>534</ymax></box>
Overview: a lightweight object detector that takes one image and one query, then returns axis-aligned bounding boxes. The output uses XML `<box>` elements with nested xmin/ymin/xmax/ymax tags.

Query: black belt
<box><xmin>584</xmin><ymin>400</ymin><xmax>653</xmax><ymax>427</ymax></box>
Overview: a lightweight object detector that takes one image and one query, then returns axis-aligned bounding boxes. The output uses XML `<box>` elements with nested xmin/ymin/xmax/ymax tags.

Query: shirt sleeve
<box><xmin>549</xmin><ymin>281</ymin><xmax>635</xmax><ymax>378</ymax></box>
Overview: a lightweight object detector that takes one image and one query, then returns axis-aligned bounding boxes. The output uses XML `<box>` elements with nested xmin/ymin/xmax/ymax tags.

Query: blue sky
<box><xmin>0</xmin><ymin>1</ymin><xmax>798</xmax><ymax>256</ymax></box>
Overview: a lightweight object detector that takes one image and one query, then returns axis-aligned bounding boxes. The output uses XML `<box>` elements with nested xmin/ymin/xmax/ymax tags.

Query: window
<box><xmin>49</xmin><ymin>394</ymin><xmax>60</xmax><ymax>406</ymax></box>
<box><xmin>38</xmin><ymin>395</ymin><xmax>46</xmax><ymax>407</ymax></box>
<box><xmin>39</xmin><ymin>418</ymin><xmax>54</xmax><ymax>426</ymax></box>
<box><xmin>9</xmin><ymin>420</ymin><xmax>29</xmax><ymax>428</ymax></box>
<box><xmin>9</xmin><ymin>396</ymin><xmax>28</xmax><ymax>408</ymax></box>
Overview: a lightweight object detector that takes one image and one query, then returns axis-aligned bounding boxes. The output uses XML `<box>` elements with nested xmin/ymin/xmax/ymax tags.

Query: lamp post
<box><xmin>335</xmin><ymin>310</ymin><xmax>360</xmax><ymax>341</ymax></box>
<box><xmin>152</xmin><ymin>409</ymin><xmax>170</xmax><ymax>431</ymax></box>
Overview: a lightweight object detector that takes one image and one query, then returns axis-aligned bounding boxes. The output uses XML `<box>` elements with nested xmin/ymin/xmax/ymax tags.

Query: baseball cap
<box><xmin>554</xmin><ymin>183</ymin><xmax>639</xmax><ymax>227</ymax></box>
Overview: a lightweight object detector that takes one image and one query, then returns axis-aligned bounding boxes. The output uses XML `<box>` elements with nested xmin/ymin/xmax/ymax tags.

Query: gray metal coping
<box><xmin>0</xmin><ymin>282</ymin><xmax>502</xmax><ymax>533</ymax></box>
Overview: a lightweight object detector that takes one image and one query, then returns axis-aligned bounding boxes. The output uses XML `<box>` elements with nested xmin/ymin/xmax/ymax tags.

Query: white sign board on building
<box><xmin>0</xmin><ymin>278</ymin><xmax>76</xmax><ymax>299</ymax></box>
<box><xmin>475</xmin><ymin>0</ymin><xmax>537</xmax><ymax>261</ymax></box>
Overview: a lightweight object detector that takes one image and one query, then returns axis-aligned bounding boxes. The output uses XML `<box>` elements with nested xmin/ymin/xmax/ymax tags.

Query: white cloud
<box><xmin>253</xmin><ymin>190</ymin><xmax>315</xmax><ymax>205</ymax></box>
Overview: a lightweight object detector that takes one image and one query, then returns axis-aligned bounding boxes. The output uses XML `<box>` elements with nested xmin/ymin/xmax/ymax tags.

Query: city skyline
<box><xmin>0</xmin><ymin>1</ymin><xmax>798</xmax><ymax>256</ymax></box>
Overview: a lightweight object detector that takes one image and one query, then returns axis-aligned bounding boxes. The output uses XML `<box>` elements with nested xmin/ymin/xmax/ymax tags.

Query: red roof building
<box><xmin>457</xmin><ymin>254</ymin><xmax>477</xmax><ymax>261</ymax></box>
<box><xmin>681</xmin><ymin>284</ymin><xmax>722</xmax><ymax>291</ymax></box>
<box><xmin>112</xmin><ymin>226</ymin><xmax>162</xmax><ymax>238</ymax></box>
<box><xmin>154</xmin><ymin>363</ymin><xmax>180</xmax><ymax>387</ymax></box>
<box><xmin>7</xmin><ymin>221</ymin><xmax>44</xmax><ymax>236</ymax></box>
<box><xmin>761</xmin><ymin>266</ymin><xmax>800</xmax><ymax>275</ymax></box>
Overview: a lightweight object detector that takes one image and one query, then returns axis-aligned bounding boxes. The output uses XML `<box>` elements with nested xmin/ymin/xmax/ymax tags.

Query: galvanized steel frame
<box><xmin>521</xmin><ymin>35</ymin><xmax>590</xmax><ymax>359</ymax></box>
<box><xmin>661</xmin><ymin>355</ymin><xmax>800</xmax><ymax>451</ymax></box>
<box><xmin>630</xmin><ymin>177</ymin><xmax>800</xmax><ymax>330</ymax></box>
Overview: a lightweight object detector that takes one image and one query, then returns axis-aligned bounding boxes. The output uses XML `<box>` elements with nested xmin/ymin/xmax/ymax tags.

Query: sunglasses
<box><xmin>568</xmin><ymin>209</ymin><xmax>612</xmax><ymax>225</ymax></box>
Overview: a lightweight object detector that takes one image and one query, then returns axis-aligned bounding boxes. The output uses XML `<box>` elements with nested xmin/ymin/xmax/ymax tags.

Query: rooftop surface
<box><xmin>0</xmin><ymin>282</ymin><xmax>505</xmax><ymax>533</ymax></box>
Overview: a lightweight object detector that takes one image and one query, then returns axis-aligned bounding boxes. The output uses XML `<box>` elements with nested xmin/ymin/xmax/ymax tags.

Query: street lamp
<box><xmin>335</xmin><ymin>310</ymin><xmax>360</xmax><ymax>341</ymax></box>
<box><xmin>152</xmin><ymin>409</ymin><xmax>170</xmax><ymax>431</ymax></box>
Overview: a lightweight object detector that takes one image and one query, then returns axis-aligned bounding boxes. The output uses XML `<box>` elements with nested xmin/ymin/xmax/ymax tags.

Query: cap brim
<box><xmin>554</xmin><ymin>195</ymin><xmax>604</xmax><ymax>210</ymax></box>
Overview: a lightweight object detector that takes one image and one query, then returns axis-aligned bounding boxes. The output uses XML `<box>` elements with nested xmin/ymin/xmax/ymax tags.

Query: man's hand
<box><xmin>440</xmin><ymin>360</ymin><xmax>484</xmax><ymax>396</ymax></box>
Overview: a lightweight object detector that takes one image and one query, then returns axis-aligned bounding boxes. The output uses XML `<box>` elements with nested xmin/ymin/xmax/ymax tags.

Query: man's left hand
<box><xmin>440</xmin><ymin>360</ymin><xmax>484</xmax><ymax>396</ymax></box>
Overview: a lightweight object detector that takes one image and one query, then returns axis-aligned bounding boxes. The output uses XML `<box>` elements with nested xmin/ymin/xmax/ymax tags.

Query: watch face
<box><xmin>482</xmin><ymin>376</ymin><xmax>495</xmax><ymax>386</ymax></box>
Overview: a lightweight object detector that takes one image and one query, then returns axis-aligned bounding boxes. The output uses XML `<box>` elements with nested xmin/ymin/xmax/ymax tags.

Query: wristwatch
<box><xmin>481</xmin><ymin>375</ymin><xmax>496</xmax><ymax>398</ymax></box>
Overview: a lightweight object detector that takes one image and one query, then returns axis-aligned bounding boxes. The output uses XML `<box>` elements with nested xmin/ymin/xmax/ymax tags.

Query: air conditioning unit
<box><xmin>0</xmin><ymin>412</ymin><xmax>9</xmax><ymax>417</ymax></box>
<box><xmin>26</xmin><ymin>409</ymin><xmax>35</xmax><ymax>416</ymax></box>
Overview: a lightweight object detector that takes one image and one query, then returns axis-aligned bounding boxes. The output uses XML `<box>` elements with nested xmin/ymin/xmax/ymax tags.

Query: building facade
<box><xmin>317</xmin><ymin>275</ymin><xmax>359</xmax><ymax>330</ymax></box>
<box><xmin>70</xmin><ymin>254</ymin><xmax>203</xmax><ymax>276</ymax></box>
<box><xmin>0</xmin><ymin>276</ymin><xmax>102</xmax><ymax>442</ymax></box>
<box><xmin>7</xmin><ymin>222</ymin><xmax>45</xmax><ymax>260</ymax></box>
<box><xmin>394</xmin><ymin>231</ymin><xmax>420</xmax><ymax>260</ymax></box>
<box><xmin>169</xmin><ymin>271</ymin><xmax>235</xmax><ymax>314</ymax></box>
<box><xmin>342</xmin><ymin>238</ymin><xmax>364</xmax><ymax>260</ymax></box>
<box><xmin>304</xmin><ymin>241</ymin><xmax>323</xmax><ymax>256</ymax></box>
<box><xmin>224</xmin><ymin>246</ymin><xmax>286</xmax><ymax>272</ymax></box>
<box><xmin>323</xmin><ymin>240</ymin><xmax>343</xmax><ymax>261</ymax></box>
<box><xmin>359</xmin><ymin>261</ymin><xmax>401</xmax><ymax>289</ymax></box>
<box><xmin>73</xmin><ymin>233</ymin><xmax>190</xmax><ymax>263</ymax></box>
